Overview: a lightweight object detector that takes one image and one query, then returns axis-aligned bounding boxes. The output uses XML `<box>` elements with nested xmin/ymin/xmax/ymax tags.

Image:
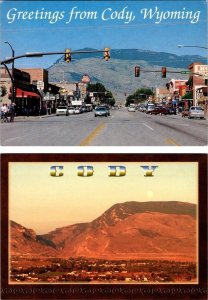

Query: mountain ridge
<box><xmin>52</xmin><ymin>48</ymin><xmax>206</xmax><ymax>67</ymax></box>
<box><xmin>48</xmin><ymin>48</ymin><xmax>206</xmax><ymax>98</ymax></box>
<box><xmin>10</xmin><ymin>201</ymin><xmax>197</xmax><ymax>261</ymax></box>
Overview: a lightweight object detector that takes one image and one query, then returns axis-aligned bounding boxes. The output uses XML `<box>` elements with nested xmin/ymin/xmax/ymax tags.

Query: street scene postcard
<box><xmin>0</xmin><ymin>0</ymin><xmax>208</xmax><ymax>146</ymax></box>
<box><xmin>8</xmin><ymin>161</ymin><xmax>199</xmax><ymax>284</ymax></box>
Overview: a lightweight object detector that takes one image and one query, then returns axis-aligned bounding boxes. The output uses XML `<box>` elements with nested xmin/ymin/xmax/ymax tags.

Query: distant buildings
<box><xmin>0</xmin><ymin>67</ymin><xmax>60</xmax><ymax>115</ymax></box>
<box><xmin>155</xmin><ymin>88</ymin><xmax>172</xmax><ymax>103</ymax></box>
<box><xmin>187</xmin><ymin>62</ymin><xmax>208</xmax><ymax>111</ymax></box>
<box><xmin>155</xmin><ymin>61</ymin><xmax>208</xmax><ymax>112</ymax></box>
<box><xmin>0</xmin><ymin>67</ymin><xmax>88</xmax><ymax>115</ymax></box>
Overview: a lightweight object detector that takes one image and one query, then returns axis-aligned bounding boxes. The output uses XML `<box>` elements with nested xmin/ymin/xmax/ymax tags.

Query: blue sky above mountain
<box><xmin>1</xmin><ymin>1</ymin><xmax>207</xmax><ymax>69</ymax></box>
<box><xmin>52</xmin><ymin>48</ymin><xmax>207</xmax><ymax>68</ymax></box>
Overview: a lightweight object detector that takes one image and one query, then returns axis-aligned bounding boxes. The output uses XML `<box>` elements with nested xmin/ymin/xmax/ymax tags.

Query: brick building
<box><xmin>155</xmin><ymin>88</ymin><xmax>171</xmax><ymax>103</ymax></box>
<box><xmin>187</xmin><ymin>62</ymin><xmax>208</xmax><ymax>111</ymax></box>
<box><xmin>20</xmin><ymin>68</ymin><xmax>49</xmax><ymax>92</ymax></box>
<box><xmin>1</xmin><ymin>67</ymin><xmax>60</xmax><ymax>115</ymax></box>
<box><xmin>0</xmin><ymin>67</ymin><xmax>11</xmax><ymax>105</ymax></box>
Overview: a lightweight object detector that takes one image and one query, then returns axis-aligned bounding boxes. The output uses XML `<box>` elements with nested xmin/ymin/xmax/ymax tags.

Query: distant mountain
<box><xmin>10</xmin><ymin>221</ymin><xmax>58</xmax><ymax>256</ymax></box>
<box><xmin>11</xmin><ymin>201</ymin><xmax>197</xmax><ymax>261</ymax></box>
<box><xmin>52</xmin><ymin>48</ymin><xmax>206</xmax><ymax>67</ymax></box>
<box><xmin>48</xmin><ymin>49</ymin><xmax>206</xmax><ymax>100</ymax></box>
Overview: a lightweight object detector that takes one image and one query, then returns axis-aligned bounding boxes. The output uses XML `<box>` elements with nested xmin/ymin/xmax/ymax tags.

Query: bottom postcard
<box><xmin>1</xmin><ymin>154</ymin><xmax>207</xmax><ymax>299</ymax></box>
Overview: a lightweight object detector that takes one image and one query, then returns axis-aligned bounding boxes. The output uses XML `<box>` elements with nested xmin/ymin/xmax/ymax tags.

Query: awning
<box><xmin>15</xmin><ymin>88</ymin><xmax>40</xmax><ymax>98</ymax></box>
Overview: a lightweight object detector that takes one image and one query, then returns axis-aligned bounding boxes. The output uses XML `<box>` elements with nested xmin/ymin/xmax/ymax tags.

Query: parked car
<box><xmin>140</xmin><ymin>106</ymin><xmax>147</xmax><ymax>112</ymax></box>
<box><xmin>81</xmin><ymin>105</ymin><xmax>87</xmax><ymax>113</ymax></box>
<box><xmin>182</xmin><ymin>108</ymin><xmax>189</xmax><ymax>117</ymax></box>
<box><xmin>68</xmin><ymin>107</ymin><xmax>75</xmax><ymax>114</ymax></box>
<box><xmin>94</xmin><ymin>107</ymin><xmax>108</xmax><ymax>117</ymax></box>
<box><xmin>56</xmin><ymin>106</ymin><xmax>69</xmax><ymax>116</ymax></box>
<box><xmin>150</xmin><ymin>106</ymin><xmax>167</xmax><ymax>115</ymax></box>
<box><xmin>74</xmin><ymin>107</ymin><xmax>82</xmax><ymax>114</ymax></box>
<box><xmin>166</xmin><ymin>107</ymin><xmax>176</xmax><ymax>115</ymax></box>
<box><xmin>85</xmin><ymin>104</ymin><xmax>93</xmax><ymax>112</ymax></box>
<box><xmin>146</xmin><ymin>105</ymin><xmax>155</xmax><ymax>114</ymax></box>
<box><xmin>188</xmin><ymin>106</ymin><xmax>205</xmax><ymax>119</ymax></box>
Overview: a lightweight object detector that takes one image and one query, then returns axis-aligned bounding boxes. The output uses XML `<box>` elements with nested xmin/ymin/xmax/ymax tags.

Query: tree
<box><xmin>87</xmin><ymin>83</ymin><xmax>106</xmax><ymax>94</ymax></box>
<box><xmin>0</xmin><ymin>85</ymin><xmax>7</xmax><ymax>97</ymax></box>
<box><xmin>182</xmin><ymin>91</ymin><xmax>193</xmax><ymax>100</ymax></box>
<box><xmin>108</xmin><ymin>98</ymin><xmax>115</xmax><ymax>106</ymax></box>
<box><xmin>86</xmin><ymin>82</ymin><xmax>115</xmax><ymax>106</ymax></box>
<box><xmin>125</xmin><ymin>88</ymin><xmax>154</xmax><ymax>107</ymax></box>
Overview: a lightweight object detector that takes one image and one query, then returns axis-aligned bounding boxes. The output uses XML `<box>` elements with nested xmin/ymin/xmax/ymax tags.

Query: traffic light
<box><xmin>161</xmin><ymin>67</ymin><xmax>166</xmax><ymax>78</ymax></box>
<box><xmin>135</xmin><ymin>66</ymin><xmax>140</xmax><ymax>77</ymax></box>
<box><xmin>65</xmin><ymin>48</ymin><xmax>71</xmax><ymax>63</ymax></box>
<box><xmin>104</xmin><ymin>47</ymin><xmax>110</xmax><ymax>61</ymax></box>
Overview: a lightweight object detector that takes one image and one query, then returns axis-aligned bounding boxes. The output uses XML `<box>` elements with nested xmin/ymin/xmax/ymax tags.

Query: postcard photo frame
<box><xmin>1</xmin><ymin>153</ymin><xmax>207</xmax><ymax>299</ymax></box>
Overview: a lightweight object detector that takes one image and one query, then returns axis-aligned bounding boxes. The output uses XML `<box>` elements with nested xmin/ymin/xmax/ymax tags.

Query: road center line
<box><xmin>142</xmin><ymin>123</ymin><xmax>154</xmax><ymax>131</ymax></box>
<box><xmin>165</xmin><ymin>138</ymin><xmax>181</xmax><ymax>146</ymax></box>
<box><xmin>79</xmin><ymin>122</ymin><xmax>106</xmax><ymax>146</ymax></box>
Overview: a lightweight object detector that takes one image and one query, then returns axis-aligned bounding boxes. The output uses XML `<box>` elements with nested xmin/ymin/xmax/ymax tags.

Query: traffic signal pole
<box><xmin>1</xmin><ymin>49</ymin><xmax>110</xmax><ymax>65</ymax></box>
<box><xmin>134</xmin><ymin>68</ymin><xmax>203</xmax><ymax>77</ymax></box>
<box><xmin>1</xmin><ymin>48</ymin><xmax>110</xmax><ymax>103</ymax></box>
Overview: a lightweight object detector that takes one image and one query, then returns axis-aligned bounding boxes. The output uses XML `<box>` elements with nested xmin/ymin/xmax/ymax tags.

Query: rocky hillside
<box><xmin>48</xmin><ymin>48</ymin><xmax>206</xmax><ymax>99</ymax></box>
<box><xmin>10</xmin><ymin>201</ymin><xmax>197</xmax><ymax>261</ymax></box>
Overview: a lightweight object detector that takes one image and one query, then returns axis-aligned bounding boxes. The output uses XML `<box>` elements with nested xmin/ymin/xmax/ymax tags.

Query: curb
<box><xmin>40</xmin><ymin>114</ymin><xmax>56</xmax><ymax>118</ymax></box>
<box><xmin>14</xmin><ymin>114</ymin><xmax>56</xmax><ymax>120</ymax></box>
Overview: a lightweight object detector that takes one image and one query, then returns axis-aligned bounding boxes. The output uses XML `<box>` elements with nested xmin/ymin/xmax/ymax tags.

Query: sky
<box><xmin>1</xmin><ymin>1</ymin><xmax>207</xmax><ymax>69</ymax></box>
<box><xmin>9</xmin><ymin>162</ymin><xmax>198</xmax><ymax>234</ymax></box>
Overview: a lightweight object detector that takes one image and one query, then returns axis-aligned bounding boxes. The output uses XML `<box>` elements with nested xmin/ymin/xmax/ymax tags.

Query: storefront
<box><xmin>198</xmin><ymin>97</ymin><xmax>208</xmax><ymax>113</ymax></box>
<box><xmin>14</xmin><ymin>87</ymin><xmax>41</xmax><ymax>116</ymax></box>
<box><xmin>196</xmin><ymin>87</ymin><xmax>208</xmax><ymax>114</ymax></box>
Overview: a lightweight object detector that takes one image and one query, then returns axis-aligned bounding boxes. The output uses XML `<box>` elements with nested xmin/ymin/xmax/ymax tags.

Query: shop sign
<box><xmin>194</xmin><ymin>65</ymin><xmax>208</xmax><ymax>76</ymax></box>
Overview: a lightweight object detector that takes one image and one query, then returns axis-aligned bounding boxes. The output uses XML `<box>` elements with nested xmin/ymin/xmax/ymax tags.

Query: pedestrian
<box><xmin>9</xmin><ymin>103</ymin><xmax>16</xmax><ymax>122</ymax></box>
<box><xmin>1</xmin><ymin>103</ymin><xmax>9</xmax><ymax>122</ymax></box>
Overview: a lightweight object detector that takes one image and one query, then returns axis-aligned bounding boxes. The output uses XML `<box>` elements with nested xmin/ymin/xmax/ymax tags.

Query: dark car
<box><xmin>166</xmin><ymin>107</ymin><xmax>176</xmax><ymax>115</ymax></box>
<box><xmin>100</xmin><ymin>105</ymin><xmax>110</xmax><ymax>116</ymax></box>
<box><xmin>151</xmin><ymin>106</ymin><xmax>167</xmax><ymax>115</ymax></box>
<box><xmin>182</xmin><ymin>109</ymin><xmax>189</xmax><ymax>117</ymax></box>
<box><xmin>94</xmin><ymin>107</ymin><xmax>108</xmax><ymax>117</ymax></box>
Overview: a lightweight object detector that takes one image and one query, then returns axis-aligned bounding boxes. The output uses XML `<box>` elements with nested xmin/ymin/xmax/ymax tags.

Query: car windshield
<box><xmin>96</xmin><ymin>107</ymin><xmax>106</xmax><ymax>111</ymax></box>
<box><xmin>191</xmin><ymin>107</ymin><xmax>203</xmax><ymax>111</ymax></box>
<box><xmin>69</xmin><ymin>107</ymin><xmax>74</xmax><ymax>109</ymax></box>
<box><xmin>57</xmin><ymin>106</ymin><xmax>67</xmax><ymax>109</ymax></box>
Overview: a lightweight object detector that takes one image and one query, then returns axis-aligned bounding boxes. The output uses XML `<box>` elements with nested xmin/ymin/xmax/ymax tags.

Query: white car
<box><xmin>68</xmin><ymin>107</ymin><xmax>75</xmax><ymax>114</ymax></box>
<box><xmin>74</xmin><ymin>107</ymin><xmax>82</xmax><ymax>114</ymax></box>
<box><xmin>128</xmin><ymin>106</ymin><xmax>136</xmax><ymax>112</ymax></box>
<box><xmin>56</xmin><ymin>106</ymin><xmax>69</xmax><ymax>116</ymax></box>
<box><xmin>188</xmin><ymin>106</ymin><xmax>205</xmax><ymax>119</ymax></box>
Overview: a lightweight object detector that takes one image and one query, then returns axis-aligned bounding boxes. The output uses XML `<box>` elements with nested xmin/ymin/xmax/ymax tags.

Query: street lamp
<box><xmin>4</xmin><ymin>41</ymin><xmax>15</xmax><ymax>103</ymax></box>
<box><xmin>178</xmin><ymin>44</ymin><xmax>208</xmax><ymax>50</ymax></box>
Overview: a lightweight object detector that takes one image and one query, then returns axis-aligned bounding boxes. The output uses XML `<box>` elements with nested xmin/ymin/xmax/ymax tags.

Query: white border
<box><xmin>0</xmin><ymin>146</ymin><xmax>207</xmax><ymax>154</ymax></box>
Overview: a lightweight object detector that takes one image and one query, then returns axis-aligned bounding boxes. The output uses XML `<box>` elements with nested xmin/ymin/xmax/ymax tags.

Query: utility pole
<box><xmin>4</xmin><ymin>41</ymin><xmax>15</xmax><ymax>103</ymax></box>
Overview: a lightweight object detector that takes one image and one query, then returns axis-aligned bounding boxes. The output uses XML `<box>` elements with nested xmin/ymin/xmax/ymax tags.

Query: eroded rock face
<box><xmin>10</xmin><ymin>201</ymin><xmax>197</xmax><ymax>262</ymax></box>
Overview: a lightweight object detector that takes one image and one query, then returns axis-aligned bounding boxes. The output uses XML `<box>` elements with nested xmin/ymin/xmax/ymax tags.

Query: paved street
<box><xmin>1</xmin><ymin>108</ymin><xmax>208</xmax><ymax>146</ymax></box>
